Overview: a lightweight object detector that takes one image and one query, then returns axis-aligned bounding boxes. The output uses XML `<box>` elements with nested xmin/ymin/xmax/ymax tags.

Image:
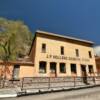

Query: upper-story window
<box><xmin>61</xmin><ymin>46</ymin><xmax>64</xmax><ymax>55</ymax></box>
<box><xmin>42</xmin><ymin>43</ymin><xmax>46</xmax><ymax>53</ymax></box>
<box><xmin>75</xmin><ymin>49</ymin><xmax>79</xmax><ymax>57</ymax></box>
<box><xmin>88</xmin><ymin>51</ymin><xmax>92</xmax><ymax>58</ymax></box>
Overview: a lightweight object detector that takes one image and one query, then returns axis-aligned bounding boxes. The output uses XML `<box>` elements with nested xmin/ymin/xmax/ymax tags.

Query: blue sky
<box><xmin>0</xmin><ymin>0</ymin><xmax>100</xmax><ymax>45</ymax></box>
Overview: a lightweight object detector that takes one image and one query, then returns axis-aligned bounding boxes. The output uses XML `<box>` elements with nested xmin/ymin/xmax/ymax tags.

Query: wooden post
<box><xmin>73</xmin><ymin>76</ymin><xmax>76</xmax><ymax>87</ymax></box>
<box><xmin>48</xmin><ymin>77</ymin><xmax>50</xmax><ymax>89</ymax></box>
<box><xmin>21</xmin><ymin>78</ymin><xmax>24</xmax><ymax>91</ymax></box>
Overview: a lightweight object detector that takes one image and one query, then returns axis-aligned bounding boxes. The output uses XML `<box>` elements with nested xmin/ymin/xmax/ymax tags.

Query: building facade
<box><xmin>29</xmin><ymin>30</ymin><xmax>97</xmax><ymax>78</ymax></box>
<box><xmin>0</xmin><ymin>59</ymin><xmax>34</xmax><ymax>80</ymax></box>
<box><xmin>95</xmin><ymin>57</ymin><xmax>100</xmax><ymax>76</ymax></box>
<box><xmin>0</xmin><ymin>30</ymin><xmax>97</xmax><ymax>80</ymax></box>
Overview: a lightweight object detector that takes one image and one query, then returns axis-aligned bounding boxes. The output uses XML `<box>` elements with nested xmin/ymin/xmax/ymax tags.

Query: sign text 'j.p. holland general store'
<box><xmin>46</xmin><ymin>54</ymin><xmax>90</xmax><ymax>62</ymax></box>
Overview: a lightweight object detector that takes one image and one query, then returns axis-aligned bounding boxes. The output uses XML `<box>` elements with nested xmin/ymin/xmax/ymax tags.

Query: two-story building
<box><xmin>29</xmin><ymin>30</ymin><xmax>97</xmax><ymax>78</ymax></box>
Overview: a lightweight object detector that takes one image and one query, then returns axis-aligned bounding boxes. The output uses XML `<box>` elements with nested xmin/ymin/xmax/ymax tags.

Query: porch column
<box><xmin>56</xmin><ymin>62</ymin><xmax>59</xmax><ymax>77</ymax></box>
<box><xmin>93</xmin><ymin>64</ymin><xmax>98</xmax><ymax>76</ymax></box>
<box><xmin>76</xmin><ymin>64</ymin><xmax>81</xmax><ymax>77</ymax></box>
<box><xmin>86</xmin><ymin>65</ymin><xmax>89</xmax><ymax>76</ymax></box>
<box><xmin>67</xmin><ymin>63</ymin><xmax>71</xmax><ymax>76</ymax></box>
<box><xmin>47</xmin><ymin>62</ymin><xmax>50</xmax><ymax>77</ymax></box>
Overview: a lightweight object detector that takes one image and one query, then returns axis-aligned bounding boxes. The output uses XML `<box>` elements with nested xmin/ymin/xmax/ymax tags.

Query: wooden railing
<box><xmin>0</xmin><ymin>76</ymin><xmax>100</xmax><ymax>90</ymax></box>
<box><xmin>21</xmin><ymin>76</ymin><xmax>100</xmax><ymax>90</ymax></box>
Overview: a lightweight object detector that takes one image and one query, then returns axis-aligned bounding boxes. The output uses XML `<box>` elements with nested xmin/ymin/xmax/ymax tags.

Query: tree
<box><xmin>0</xmin><ymin>18</ymin><xmax>33</xmax><ymax>87</ymax></box>
<box><xmin>0</xmin><ymin>17</ymin><xmax>33</xmax><ymax>60</ymax></box>
<box><xmin>0</xmin><ymin>32</ymin><xmax>17</xmax><ymax>87</ymax></box>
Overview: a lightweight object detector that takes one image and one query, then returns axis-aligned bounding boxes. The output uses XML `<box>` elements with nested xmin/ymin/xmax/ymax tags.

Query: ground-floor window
<box><xmin>59</xmin><ymin>63</ymin><xmax>66</xmax><ymax>73</ymax></box>
<box><xmin>39</xmin><ymin>61</ymin><xmax>46</xmax><ymax>73</ymax></box>
<box><xmin>71</xmin><ymin>64</ymin><xmax>77</xmax><ymax>74</ymax></box>
<box><xmin>13</xmin><ymin>65</ymin><xmax>20</xmax><ymax>79</ymax></box>
<box><xmin>50</xmin><ymin>62</ymin><xmax>56</xmax><ymax>73</ymax></box>
<box><xmin>88</xmin><ymin>65</ymin><xmax>94</xmax><ymax>74</ymax></box>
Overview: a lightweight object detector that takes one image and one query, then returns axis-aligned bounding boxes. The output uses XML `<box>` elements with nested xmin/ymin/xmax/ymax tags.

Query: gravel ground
<box><xmin>1</xmin><ymin>86</ymin><xmax>100</xmax><ymax>100</ymax></box>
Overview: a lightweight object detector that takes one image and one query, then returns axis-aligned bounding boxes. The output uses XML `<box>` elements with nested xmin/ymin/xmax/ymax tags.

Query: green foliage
<box><xmin>0</xmin><ymin>17</ymin><xmax>33</xmax><ymax>61</ymax></box>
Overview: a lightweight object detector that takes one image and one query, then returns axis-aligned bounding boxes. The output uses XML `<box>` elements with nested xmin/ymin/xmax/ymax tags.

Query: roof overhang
<box><xmin>36</xmin><ymin>30</ymin><xmax>94</xmax><ymax>45</ymax></box>
<box><xmin>0</xmin><ymin>61</ymin><xmax>34</xmax><ymax>66</ymax></box>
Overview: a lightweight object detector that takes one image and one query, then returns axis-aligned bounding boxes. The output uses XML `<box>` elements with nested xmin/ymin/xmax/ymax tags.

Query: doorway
<box><xmin>13</xmin><ymin>65</ymin><xmax>20</xmax><ymax>79</ymax></box>
<box><xmin>81</xmin><ymin>65</ymin><xmax>88</xmax><ymax>84</ymax></box>
<box><xmin>50</xmin><ymin>62</ymin><xmax>57</xmax><ymax>77</ymax></box>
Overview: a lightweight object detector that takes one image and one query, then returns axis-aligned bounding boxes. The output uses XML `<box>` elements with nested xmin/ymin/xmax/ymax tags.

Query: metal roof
<box><xmin>36</xmin><ymin>30</ymin><xmax>94</xmax><ymax>44</ymax></box>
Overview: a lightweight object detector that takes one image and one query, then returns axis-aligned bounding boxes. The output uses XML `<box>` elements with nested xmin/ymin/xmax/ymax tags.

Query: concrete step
<box><xmin>0</xmin><ymin>89</ymin><xmax>17</xmax><ymax>98</ymax></box>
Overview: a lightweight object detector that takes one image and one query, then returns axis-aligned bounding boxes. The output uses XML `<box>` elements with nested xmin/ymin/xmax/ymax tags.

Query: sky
<box><xmin>0</xmin><ymin>0</ymin><xmax>100</xmax><ymax>46</ymax></box>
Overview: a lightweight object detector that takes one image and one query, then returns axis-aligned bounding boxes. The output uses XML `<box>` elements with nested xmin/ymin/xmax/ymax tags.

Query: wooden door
<box><xmin>50</xmin><ymin>62</ymin><xmax>57</xmax><ymax>77</ymax></box>
<box><xmin>81</xmin><ymin>65</ymin><xmax>87</xmax><ymax>84</ymax></box>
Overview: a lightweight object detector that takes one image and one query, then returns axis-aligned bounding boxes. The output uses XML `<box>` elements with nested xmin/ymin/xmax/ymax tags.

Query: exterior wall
<box><xmin>34</xmin><ymin>35</ymin><xmax>97</xmax><ymax>77</ymax></box>
<box><xmin>0</xmin><ymin>64</ymin><xmax>13</xmax><ymax>79</ymax></box>
<box><xmin>29</xmin><ymin>38</ymin><xmax>36</xmax><ymax>63</ymax></box>
<box><xmin>19</xmin><ymin>66</ymin><xmax>35</xmax><ymax>78</ymax></box>
<box><xmin>96</xmin><ymin>64</ymin><xmax>100</xmax><ymax>75</ymax></box>
<box><xmin>0</xmin><ymin>64</ymin><xmax>35</xmax><ymax>79</ymax></box>
<box><xmin>95</xmin><ymin>58</ymin><xmax>100</xmax><ymax>75</ymax></box>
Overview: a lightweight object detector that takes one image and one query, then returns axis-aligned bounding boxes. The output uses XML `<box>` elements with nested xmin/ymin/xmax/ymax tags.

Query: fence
<box><xmin>0</xmin><ymin>76</ymin><xmax>100</xmax><ymax>90</ymax></box>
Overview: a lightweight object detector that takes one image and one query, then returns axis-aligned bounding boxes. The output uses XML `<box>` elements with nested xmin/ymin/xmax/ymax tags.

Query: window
<box><xmin>50</xmin><ymin>62</ymin><xmax>56</xmax><ymax>73</ymax></box>
<box><xmin>39</xmin><ymin>61</ymin><xmax>46</xmax><ymax>73</ymax></box>
<box><xmin>60</xmin><ymin>63</ymin><xmax>66</xmax><ymax>73</ymax></box>
<box><xmin>88</xmin><ymin>51</ymin><xmax>92</xmax><ymax>58</ymax></box>
<box><xmin>61</xmin><ymin>46</ymin><xmax>64</xmax><ymax>55</ymax></box>
<box><xmin>71</xmin><ymin>64</ymin><xmax>77</xmax><ymax>74</ymax></box>
<box><xmin>88</xmin><ymin>65</ymin><xmax>94</xmax><ymax>74</ymax></box>
<box><xmin>75</xmin><ymin>49</ymin><xmax>79</xmax><ymax>57</ymax></box>
<box><xmin>42</xmin><ymin>43</ymin><xmax>46</xmax><ymax>53</ymax></box>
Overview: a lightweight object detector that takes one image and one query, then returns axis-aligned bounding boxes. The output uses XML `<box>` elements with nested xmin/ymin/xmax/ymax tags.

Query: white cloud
<box><xmin>94</xmin><ymin>46</ymin><xmax>100</xmax><ymax>56</ymax></box>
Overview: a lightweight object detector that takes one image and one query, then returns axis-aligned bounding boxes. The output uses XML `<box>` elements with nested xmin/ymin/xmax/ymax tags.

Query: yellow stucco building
<box><xmin>29</xmin><ymin>30</ymin><xmax>97</xmax><ymax>78</ymax></box>
<box><xmin>0</xmin><ymin>30</ymin><xmax>97</xmax><ymax>79</ymax></box>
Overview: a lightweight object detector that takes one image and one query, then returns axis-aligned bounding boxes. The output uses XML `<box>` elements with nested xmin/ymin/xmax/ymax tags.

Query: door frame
<box><xmin>50</xmin><ymin>62</ymin><xmax>57</xmax><ymax>77</ymax></box>
<box><xmin>81</xmin><ymin>65</ymin><xmax>88</xmax><ymax>84</ymax></box>
<box><xmin>13</xmin><ymin>65</ymin><xmax>20</xmax><ymax>79</ymax></box>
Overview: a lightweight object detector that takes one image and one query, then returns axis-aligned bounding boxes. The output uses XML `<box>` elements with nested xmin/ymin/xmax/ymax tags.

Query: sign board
<box><xmin>46</xmin><ymin>54</ymin><xmax>90</xmax><ymax>62</ymax></box>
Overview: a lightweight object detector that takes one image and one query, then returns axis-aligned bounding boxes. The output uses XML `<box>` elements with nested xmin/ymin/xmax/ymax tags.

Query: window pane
<box><xmin>50</xmin><ymin>62</ymin><xmax>56</xmax><ymax>73</ymax></box>
<box><xmin>89</xmin><ymin>51</ymin><xmax>92</xmax><ymax>58</ymax></box>
<box><xmin>60</xmin><ymin>63</ymin><xmax>66</xmax><ymax>73</ymax></box>
<box><xmin>42</xmin><ymin>43</ymin><xmax>46</xmax><ymax>53</ymax></box>
<box><xmin>13</xmin><ymin>65</ymin><xmax>20</xmax><ymax>79</ymax></box>
<box><xmin>71</xmin><ymin>64</ymin><xmax>76</xmax><ymax>74</ymax></box>
<box><xmin>76</xmin><ymin>49</ymin><xmax>79</xmax><ymax>57</ymax></box>
<box><xmin>61</xmin><ymin>46</ymin><xmax>64</xmax><ymax>55</ymax></box>
<box><xmin>88</xmin><ymin>65</ymin><xmax>94</xmax><ymax>73</ymax></box>
<box><xmin>39</xmin><ymin>61</ymin><xmax>46</xmax><ymax>73</ymax></box>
